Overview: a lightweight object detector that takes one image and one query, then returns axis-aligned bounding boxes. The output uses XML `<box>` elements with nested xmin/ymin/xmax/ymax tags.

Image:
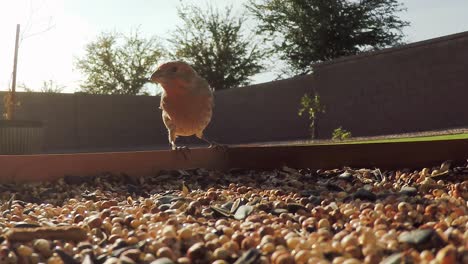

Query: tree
<box><xmin>19</xmin><ymin>80</ymin><xmax>65</xmax><ymax>93</ymax></box>
<box><xmin>170</xmin><ymin>4</ymin><xmax>265</xmax><ymax>91</ymax></box>
<box><xmin>75</xmin><ymin>30</ymin><xmax>164</xmax><ymax>95</ymax></box>
<box><xmin>247</xmin><ymin>0</ymin><xmax>410</xmax><ymax>75</ymax></box>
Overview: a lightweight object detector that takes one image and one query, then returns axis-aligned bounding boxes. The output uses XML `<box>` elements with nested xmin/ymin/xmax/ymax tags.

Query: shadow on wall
<box><xmin>205</xmin><ymin>75</ymin><xmax>313</xmax><ymax>144</ymax></box>
<box><xmin>312</xmin><ymin>31</ymin><xmax>468</xmax><ymax>137</ymax></box>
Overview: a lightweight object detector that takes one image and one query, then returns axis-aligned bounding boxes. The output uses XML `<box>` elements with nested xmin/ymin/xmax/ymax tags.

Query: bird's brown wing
<box><xmin>162</xmin><ymin>110</ymin><xmax>175</xmax><ymax>131</ymax></box>
<box><xmin>162</xmin><ymin>110</ymin><xmax>178</xmax><ymax>145</ymax></box>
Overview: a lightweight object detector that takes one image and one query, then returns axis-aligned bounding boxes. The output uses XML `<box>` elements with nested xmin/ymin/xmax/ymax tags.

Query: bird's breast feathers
<box><xmin>160</xmin><ymin>92</ymin><xmax>213</xmax><ymax>136</ymax></box>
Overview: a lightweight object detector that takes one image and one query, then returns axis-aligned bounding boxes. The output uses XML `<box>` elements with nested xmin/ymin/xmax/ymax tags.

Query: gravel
<box><xmin>0</xmin><ymin>161</ymin><xmax>467</xmax><ymax>264</ymax></box>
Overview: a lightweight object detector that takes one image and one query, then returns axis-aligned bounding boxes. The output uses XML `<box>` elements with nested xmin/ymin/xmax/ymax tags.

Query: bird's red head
<box><xmin>149</xmin><ymin>61</ymin><xmax>196</xmax><ymax>84</ymax></box>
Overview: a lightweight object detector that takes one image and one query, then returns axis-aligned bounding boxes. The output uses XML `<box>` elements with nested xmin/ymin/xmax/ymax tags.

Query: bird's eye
<box><xmin>170</xmin><ymin>67</ymin><xmax>178</xmax><ymax>73</ymax></box>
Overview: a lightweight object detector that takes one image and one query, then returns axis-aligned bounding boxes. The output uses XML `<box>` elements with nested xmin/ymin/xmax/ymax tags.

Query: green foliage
<box><xmin>298</xmin><ymin>93</ymin><xmax>325</xmax><ymax>138</ymax></box>
<box><xmin>247</xmin><ymin>0</ymin><xmax>410</xmax><ymax>75</ymax></box>
<box><xmin>20</xmin><ymin>80</ymin><xmax>65</xmax><ymax>93</ymax></box>
<box><xmin>75</xmin><ymin>30</ymin><xmax>164</xmax><ymax>95</ymax></box>
<box><xmin>170</xmin><ymin>4</ymin><xmax>266</xmax><ymax>91</ymax></box>
<box><xmin>332</xmin><ymin>127</ymin><xmax>352</xmax><ymax>141</ymax></box>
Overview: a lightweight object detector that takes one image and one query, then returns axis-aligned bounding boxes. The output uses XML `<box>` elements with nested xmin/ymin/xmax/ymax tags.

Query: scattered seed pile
<box><xmin>0</xmin><ymin>161</ymin><xmax>467</xmax><ymax>264</ymax></box>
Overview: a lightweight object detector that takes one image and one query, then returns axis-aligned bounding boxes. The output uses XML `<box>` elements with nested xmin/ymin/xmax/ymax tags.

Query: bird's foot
<box><xmin>199</xmin><ymin>137</ymin><xmax>228</xmax><ymax>153</ymax></box>
<box><xmin>208</xmin><ymin>142</ymin><xmax>228</xmax><ymax>152</ymax></box>
<box><xmin>172</xmin><ymin>145</ymin><xmax>191</xmax><ymax>160</ymax></box>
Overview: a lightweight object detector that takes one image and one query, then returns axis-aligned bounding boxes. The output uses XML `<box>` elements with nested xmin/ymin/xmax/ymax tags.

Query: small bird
<box><xmin>149</xmin><ymin>61</ymin><xmax>215</xmax><ymax>150</ymax></box>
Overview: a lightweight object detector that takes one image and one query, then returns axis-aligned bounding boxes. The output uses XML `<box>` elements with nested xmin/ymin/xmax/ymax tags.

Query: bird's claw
<box><xmin>208</xmin><ymin>143</ymin><xmax>228</xmax><ymax>150</ymax></box>
<box><xmin>173</xmin><ymin>146</ymin><xmax>191</xmax><ymax>160</ymax></box>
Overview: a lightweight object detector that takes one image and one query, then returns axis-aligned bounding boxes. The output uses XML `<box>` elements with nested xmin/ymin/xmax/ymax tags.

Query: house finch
<box><xmin>149</xmin><ymin>61</ymin><xmax>215</xmax><ymax>150</ymax></box>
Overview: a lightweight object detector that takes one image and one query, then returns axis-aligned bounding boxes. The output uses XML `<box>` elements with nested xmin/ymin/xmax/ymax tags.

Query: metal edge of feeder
<box><xmin>0</xmin><ymin>138</ymin><xmax>466</xmax><ymax>183</ymax></box>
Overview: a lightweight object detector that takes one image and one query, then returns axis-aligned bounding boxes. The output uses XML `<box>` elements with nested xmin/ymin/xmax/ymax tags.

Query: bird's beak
<box><xmin>149</xmin><ymin>69</ymin><xmax>163</xmax><ymax>83</ymax></box>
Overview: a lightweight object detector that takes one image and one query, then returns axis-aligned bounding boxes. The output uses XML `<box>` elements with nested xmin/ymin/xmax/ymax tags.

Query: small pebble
<box><xmin>16</xmin><ymin>245</ymin><xmax>33</xmax><ymax>257</ymax></box>
<box><xmin>150</xmin><ymin>257</ymin><xmax>175</xmax><ymax>264</ymax></box>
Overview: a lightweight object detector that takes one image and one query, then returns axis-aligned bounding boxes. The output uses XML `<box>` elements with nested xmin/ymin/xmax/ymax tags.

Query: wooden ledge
<box><xmin>0</xmin><ymin>148</ymin><xmax>228</xmax><ymax>183</ymax></box>
<box><xmin>0</xmin><ymin>139</ymin><xmax>466</xmax><ymax>183</ymax></box>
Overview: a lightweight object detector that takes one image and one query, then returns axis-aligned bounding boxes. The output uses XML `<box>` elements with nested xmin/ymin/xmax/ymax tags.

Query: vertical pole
<box><xmin>10</xmin><ymin>24</ymin><xmax>20</xmax><ymax>120</ymax></box>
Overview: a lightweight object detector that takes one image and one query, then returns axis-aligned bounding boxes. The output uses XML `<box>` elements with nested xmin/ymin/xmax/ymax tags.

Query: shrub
<box><xmin>332</xmin><ymin>127</ymin><xmax>352</xmax><ymax>141</ymax></box>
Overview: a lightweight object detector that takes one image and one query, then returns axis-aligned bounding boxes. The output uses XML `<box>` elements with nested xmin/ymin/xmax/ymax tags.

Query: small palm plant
<box><xmin>298</xmin><ymin>92</ymin><xmax>325</xmax><ymax>139</ymax></box>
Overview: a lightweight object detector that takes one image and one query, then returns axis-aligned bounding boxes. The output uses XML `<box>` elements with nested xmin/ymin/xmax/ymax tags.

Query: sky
<box><xmin>1</xmin><ymin>0</ymin><xmax>468</xmax><ymax>94</ymax></box>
